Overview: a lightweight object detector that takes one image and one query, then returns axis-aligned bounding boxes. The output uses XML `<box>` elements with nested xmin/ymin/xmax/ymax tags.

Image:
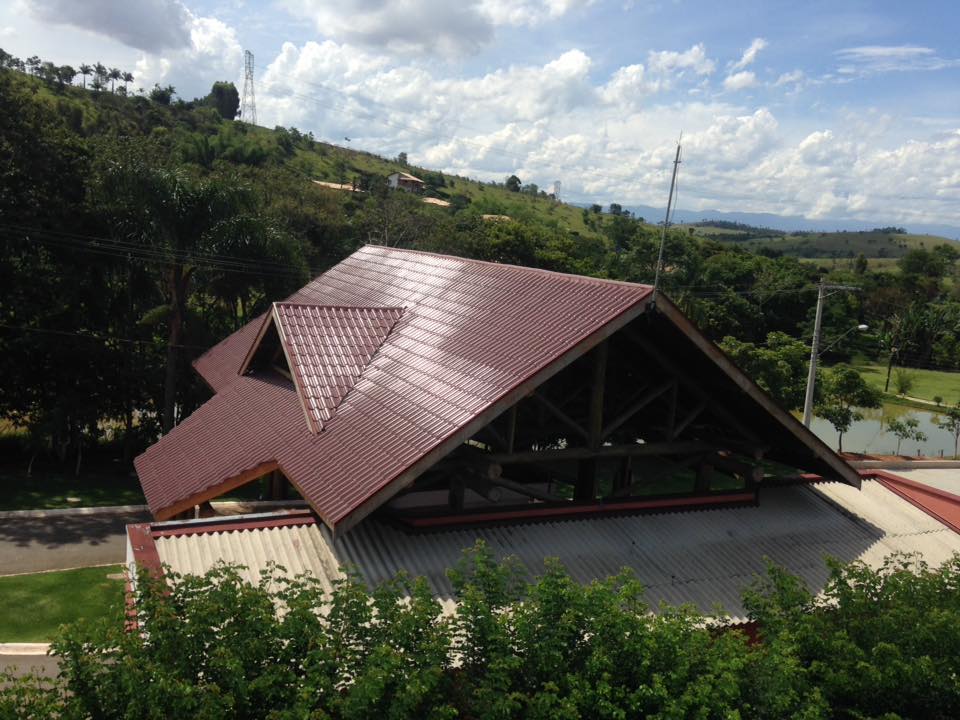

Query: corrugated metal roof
<box><xmin>138</xmin><ymin>246</ymin><xmax>653</xmax><ymax>527</ymax></box>
<box><xmin>271</xmin><ymin>304</ymin><xmax>404</xmax><ymax>433</ymax></box>
<box><xmin>152</xmin><ymin>481</ymin><xmax>960</xmax><ymax>622</ymax></box>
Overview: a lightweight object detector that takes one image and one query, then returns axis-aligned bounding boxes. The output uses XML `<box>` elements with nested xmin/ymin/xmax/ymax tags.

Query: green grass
<box><xmin>0</xmin><ymin>467</ymin><xmax>145</xmax><ymax>511</ymax></box>
<box><xmin>850</xmin><ymin>361</ymin><xmax>960</xmax><ymax>407</ymax></box>
<box><xmin>0</xmin><ymin>565</ymin><xmax>125</xmax><ymax>642</ymax></box>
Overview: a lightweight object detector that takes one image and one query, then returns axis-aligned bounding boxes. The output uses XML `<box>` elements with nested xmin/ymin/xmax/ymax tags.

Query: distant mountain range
<box><xmin>590</xmin><ymin>203</ymin><xmax>960</xmax><ymax>240</ymax></box>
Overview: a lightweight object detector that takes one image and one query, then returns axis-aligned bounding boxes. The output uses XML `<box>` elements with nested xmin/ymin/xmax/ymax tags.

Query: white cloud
<box><xmin>0</xmin><ymin>26</ymin><xmax>15</xmax><ymax>37</ymax></box>
<box><xmin>723</xmin><ymin>70</ymin><xmax>756</xmax><ymax>91</ymax></box>
<box><xmin>730</xmin><ymin>37</ymin><xmax>767</xmax><ymax>70</ymax></box>
<box><xmin>134</xmin><ymin>13</ymin><xmax>242</xmax><ymax>98</ymax></box>
<box><xmin>774</xmin><ymin>69</ymin><xmax>804</xmax><ymax>86</ymax></box>
<box><xmin>647</xmin><ymin>43</ymin><xmax>715</xmax><ymax>76</ymax></box>
<box><xmin>280</xmin><ymin>0</ymin><xmax>587</xmax><ymax>54</ymax></box>
<box><xmin>835</xmin><ymin>45</ymin><xmax>960</xmax><ymax>75</ymax></box>
<box><xmin>23</xmin><ymin>0</ymin><xmax>192</xmax><ymax>52</ymax></box>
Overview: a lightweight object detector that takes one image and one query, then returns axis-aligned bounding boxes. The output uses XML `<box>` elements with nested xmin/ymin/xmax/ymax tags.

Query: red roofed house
<box><xmin>129</xmin><ymin>246</ymin><xmax>960</xmax><ymax>618</ymax></box>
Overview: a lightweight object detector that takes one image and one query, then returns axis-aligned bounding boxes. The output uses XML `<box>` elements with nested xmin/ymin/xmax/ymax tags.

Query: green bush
<box><xmin>3</xmin><ymin>544</ymin><xmax>960</xmax><ymax>719</ymax></box>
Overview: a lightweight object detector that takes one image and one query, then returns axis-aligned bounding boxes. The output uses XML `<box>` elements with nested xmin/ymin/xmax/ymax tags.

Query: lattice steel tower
<box><xmin>552</xmin><ymin>180</ymin><xmax>561</xmax><ymax>202</ymax></box>
<box><xmin>240</xmin><ymin>50</ymin><xmax>257</xmax><ymax>125</ymax></box>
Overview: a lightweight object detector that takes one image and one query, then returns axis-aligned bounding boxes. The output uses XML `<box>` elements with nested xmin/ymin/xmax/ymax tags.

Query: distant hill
<box><xmin>620</xmin><ymin>203</ymin><xmax>960</xmax><ymax>242</ymax></box>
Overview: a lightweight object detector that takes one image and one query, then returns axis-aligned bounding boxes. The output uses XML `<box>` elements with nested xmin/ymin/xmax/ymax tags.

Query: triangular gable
<box><xmin>240</xmin><ymin>303</ymin><xmax>404</xmax><ymax>433</ymax></box>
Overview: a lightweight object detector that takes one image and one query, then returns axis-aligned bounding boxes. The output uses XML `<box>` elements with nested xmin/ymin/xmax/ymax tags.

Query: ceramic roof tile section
<box><xmin>271</xmin><ymin>303</ymin><xmax>404</xmax><ymax>433</ymax></box>
<box><xmin>137</xmin><ymin>246</ymin><xmax>654</xmax><ymax>527</ymax></box>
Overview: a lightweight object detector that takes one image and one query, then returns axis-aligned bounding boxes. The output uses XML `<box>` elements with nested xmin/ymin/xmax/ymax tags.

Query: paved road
<box><xmin>0</xmin><ymin>653</ymin><xmax>58</xmax><ymax>679</ymax></box>
<box><xmin>0</xmin><ymin>511</ymin><xmax>150</xmax><ymax>576</ymax></box>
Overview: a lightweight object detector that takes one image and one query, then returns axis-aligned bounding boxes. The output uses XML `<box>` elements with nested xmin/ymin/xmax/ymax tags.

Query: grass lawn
<box><xmin>850</xmin><ymin>361</ymin><xmax>960</xmax><ymax>407</ymax></box>
<box><xmin>0</xmin><ymin>467</ymin><xmax>145</xmax><ymax>512</ymax></box>
<box><xmin>0</xmin><ymin>565</ymin><xmax>125</xmax><ymax>642</ymax></box>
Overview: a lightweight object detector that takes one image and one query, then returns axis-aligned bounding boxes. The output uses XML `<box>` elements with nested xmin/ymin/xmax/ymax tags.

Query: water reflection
<box><xmin>808</xmin><ymin>403</ymin><xmax>957</xmax><ymax>457</ymax></box>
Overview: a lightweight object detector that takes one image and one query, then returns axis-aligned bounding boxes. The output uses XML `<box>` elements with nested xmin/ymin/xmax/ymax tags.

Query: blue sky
<box><xmin>3</xmin><ymin>0</ymin><xmax>958</xmax><ymax>230</ymax></box>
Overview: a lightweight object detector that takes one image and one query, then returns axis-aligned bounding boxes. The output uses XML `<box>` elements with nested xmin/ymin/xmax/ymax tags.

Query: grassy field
<box><xmin>0</xmin><ymin>467</ymin><xmax>145</xmax><ymax>511</ymax></box>
<box><xmin>0</xmin><ymin>565</ymin><xmax>125</xmax><ymax>642</ymax></box>
<box><xmin>851</xmin><ymin>361</ymin><xmax>960</xmax><ymax>407</ymax></box>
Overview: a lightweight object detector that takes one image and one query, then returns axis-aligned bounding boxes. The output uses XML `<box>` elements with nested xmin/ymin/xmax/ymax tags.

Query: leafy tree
<box><xmin>719</xmin><ymin>331</ymin><xmax>811</xmax><ymax>410</ymax></box>
<box><xmin>97</xmin><ymin>155</ymin><xmax>304</xmax><ymax>432</ymax></box>
<box><xmin>204</xmin><ymin>80</ymin><xmax>240</xmax><ymax>120</ymax></box>
<box><xmin>589</xmin><ymin>203</ymin><xmax>601</xmax><ymax>214</ymax></box>
<box><xmin>56</xmin><ymin>65</ymin><xmax>76</xmax><ymax>89</ymax></box>
<box><xmin>938</xmin><ymin>404</ymin><xmax>960</xmax><ymax>458</ymax></box>
<box><xmin>886</xmin><ymin>415</ymin><xmax>927</xmax><ymax>455</ymax></box>
<box><xmin>397</xmin><ymin>151</ymin><xmax>408</xmax><ymax>165</ymax></box>
<box><xmin>815</xmin><ymin>365</ymin><xmax>882</xmax><ymax>452</ymax></box>
<box><xmin>505</xmin><ymin>174</ymin><xmax>521</xmax><ymax>192</ymax></box>
<box><xmin>149</xmin><ymin>83</ymin><xmax>175</xmax><ymax>105</ymax></box>
<box><xmin>853</xmin><ymin>252</ymin><xmax>868</xmax><ymax>275</ymax></box>
<box><xmin>609</xmin><ymin>202</ymin><xmax>622</xmax><ymax>216</ymax></box>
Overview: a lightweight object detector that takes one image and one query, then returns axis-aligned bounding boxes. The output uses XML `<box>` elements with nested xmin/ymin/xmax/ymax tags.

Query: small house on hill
<box><xmin>387</xmin><ymin>171</ymin><xmax>425</xmax><ymax>192</ymax></box>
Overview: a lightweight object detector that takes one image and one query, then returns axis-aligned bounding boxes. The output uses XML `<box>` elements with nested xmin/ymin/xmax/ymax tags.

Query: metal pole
<box><xmin>802</xmin><ymin>281</ymin><xmax>825</xmax><ymax>427</ymax></box>
<box><xmin>651</xmin><ymin>139</ymin><xmax>682</xmax><ymax>308</ymax></box>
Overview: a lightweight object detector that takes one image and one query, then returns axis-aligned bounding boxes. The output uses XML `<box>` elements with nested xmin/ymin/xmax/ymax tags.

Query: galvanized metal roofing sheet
<box><xmin>152</xmin><ymin>481</ymin><xmax>960</xmax><ymax>622</ymax></box>
<box><xmin>272</xmin><ymin>303</ymin><xmax>404</xmax><ymax>432</ymax></box>
<box><xmin>138</xmin><ymin>246</ymin><xmax>653</xmax><ymax>526</ymax></box>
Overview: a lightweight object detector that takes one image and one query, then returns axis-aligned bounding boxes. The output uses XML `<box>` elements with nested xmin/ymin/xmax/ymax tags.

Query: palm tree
<box><xmin>108</xmin><ymin>67</ymin><xmax>121</xmax><ymax>92</ymax></box>
<box><xmin>94</xmin><ymin>62</ymin><xmax>107</xmax><ymax>87</ymax></box>
<box><xmin>100</xmin><ymin>160</ymin><xmax>302</xmax><ymax>432</ymax></box>
<box><xmin>79</xmin><ymin>63</ymin><xmax>92</xmax><ymax>88</ymax></box>
<box><xmin>122</xmin><ymin>71</ymin><xmax>134</xmax><ymax>93</ymax></box>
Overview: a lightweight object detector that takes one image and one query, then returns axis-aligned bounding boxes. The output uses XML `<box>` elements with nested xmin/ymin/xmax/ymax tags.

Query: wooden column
<box><xmin>576</xmin><ymin>341</ymin><xmax>608</xmax><ymax>501</ymax></box>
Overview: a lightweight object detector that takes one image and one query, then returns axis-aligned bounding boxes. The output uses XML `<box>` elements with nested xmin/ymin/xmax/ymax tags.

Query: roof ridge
<box><xmin>274</xmin><ymin>302</ymin><xmax>405</xmax><ymax>312</ymax></box>
<box><xmin>359</xmin><ymin>244</ymin><xmax>654</xmax><ymax>291</ymax></box>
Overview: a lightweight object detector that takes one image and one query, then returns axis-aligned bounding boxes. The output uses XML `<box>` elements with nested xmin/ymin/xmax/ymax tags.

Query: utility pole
<box><xmin>651</xmin><ymin>136</ymin><xmax>682</xmax><ymax>308</ymax></box>
<box><xmin>240</xmin><ymin>50</ymin><xmax>257</xmax><ymax>126</ymax></box>
<box><xmin>802</xmin><ymin>281</ymin><xmax>861</xmax><ymax>426</ymax></box>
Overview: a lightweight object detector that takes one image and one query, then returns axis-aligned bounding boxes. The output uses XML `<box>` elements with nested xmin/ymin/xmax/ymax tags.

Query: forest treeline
<box><xmin>2</xmin><ymin>61</ymin><xmax>960</xmax><ymax>470</ymax></box>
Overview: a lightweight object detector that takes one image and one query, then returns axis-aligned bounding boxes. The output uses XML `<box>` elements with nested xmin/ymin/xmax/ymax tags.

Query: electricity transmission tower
<box><xmin>240</xmin><ymin>50</ymin><xmax>257</xmax><ymax>125</ymax></box>
<box><xmin>552</xmin><ymin>180</ymin><xmax>561</xmax><ymax>202</ymax></box>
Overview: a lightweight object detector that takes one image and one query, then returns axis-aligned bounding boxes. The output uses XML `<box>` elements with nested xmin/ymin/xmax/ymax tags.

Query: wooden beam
<box><xmin>505</xmin><ymin>405</ymin><xmax>517</xmax><ymax>453</ymax></box>
<box><xmin>154</xmin><ymin>460</ymin><xmax>279</xmax><ymax>521</ymax></box>
<box><xmin>490</xmin><ymin>476</ymin><xmax>565</xmax><ymax>503</ymax></box>
<box><xmin>666</xmin><ymin>382</ymin><xmax>678</xmax><ymax>439</ymax></box>
<box><xmin>624</xmin><ymin>328</ymin><xmax>762</xmax><ymax>444</ymax></box>
<box><xmin>671</xmin><ymin>398</ymin><xmax>707</xmax><ymax>439</ymax></box>
<box><xmin>602</xmin><ymin>379</ymin><xmax>674</xmax><ymax>440</ymax></box>
<box><xmin>464</xmin><ymin>440</ymin><xmax>715</xmax><ymax>465</ymax></box>
<box><xmin>587</xmin><ymin>341</ymin><xmax>608</xmax><ymax>448</ymax></box>
<box><xmin>531</xmin><ymin>391</ymin><xmax>589</xmax><ymax>441</ymax></box>
<box><xmin>653</xmin><ymin>297</ymin><xmax>860</xmax><ymax>489</ymax></box>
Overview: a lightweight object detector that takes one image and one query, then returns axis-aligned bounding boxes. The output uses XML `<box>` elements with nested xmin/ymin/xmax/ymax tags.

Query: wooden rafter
<box><xmin>601</xmin><ymin>378</ymin><xmax>674</xmax><ymax>440</ymax></box>
<box><xmin>530</xmin><ymin>391</ymin><xmax>588</xmax><ymax>440</ymax></box>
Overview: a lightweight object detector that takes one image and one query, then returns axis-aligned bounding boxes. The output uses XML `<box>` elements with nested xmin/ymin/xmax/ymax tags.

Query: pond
<box><xmin>808</xmin><ymin>403</ymin><xmax>958</xmax><ymax>457</ymax></box>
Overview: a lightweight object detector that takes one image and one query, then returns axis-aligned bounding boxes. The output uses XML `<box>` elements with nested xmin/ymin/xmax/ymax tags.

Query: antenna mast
<box><xmin>240</xmin><ymin>50</ymin><xmax>257</xmax><ymax>125</ymax></box>
<box><xmin>651</xmin><ymin>135</ymin><xmax>682</xmax><ymax>308</ymax></box>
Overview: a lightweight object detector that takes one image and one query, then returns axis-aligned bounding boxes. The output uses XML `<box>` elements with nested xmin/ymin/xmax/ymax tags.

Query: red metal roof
<box><xmin>260</xmin><ymin>303</ymin><xmax>404</xmax><ymax>433</ymax></box>
<box><xmin>136</xmin><ymin>246</ymin><xmax>653</xmax><ymax>530</ymax></box>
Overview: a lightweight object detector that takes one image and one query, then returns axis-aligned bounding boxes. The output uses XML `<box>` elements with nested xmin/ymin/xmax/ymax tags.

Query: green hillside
<box><xmin>682</xmin><ymin>222</ymin><xmax>958</xmax><ymax>261</ymax></box>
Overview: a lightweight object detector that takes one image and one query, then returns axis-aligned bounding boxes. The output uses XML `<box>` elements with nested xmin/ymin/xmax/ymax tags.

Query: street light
<box><xmin>802</xmin><ymin>322</ymin><xmax>869</xmax><ymax>427</ymax></box>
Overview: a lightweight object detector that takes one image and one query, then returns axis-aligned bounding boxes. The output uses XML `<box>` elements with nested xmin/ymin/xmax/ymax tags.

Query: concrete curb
<box><xmin>0</xmin><ymin>643</ymin><xmax>50</xmax><ymax>656</ymax></box>
<box><xmin>0</xmin><ymin>504</ymin><xmax>148</xmax><ymax>520</ymax></box>
<box><xmin>0</xmin><ymin>499</ymin><xmax>308</xmax><ymax>520</ymax></box>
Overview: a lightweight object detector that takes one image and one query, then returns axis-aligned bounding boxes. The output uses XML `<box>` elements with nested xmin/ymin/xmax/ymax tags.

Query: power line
<box><xmin>0</xmin><ymin>322</ymin><xmax>210</xmax><ymax>351</ymax></box>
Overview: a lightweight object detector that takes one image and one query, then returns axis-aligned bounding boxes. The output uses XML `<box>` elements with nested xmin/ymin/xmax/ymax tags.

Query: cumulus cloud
<box><xmin>134</xmin><ymin>13</ymin><xmax>243</xmax><ymax>99</ymax></box>
<box><xmin>835</xmin><ymin>45</ymin><xmax>960</xmax><ymax>75</ymax></box>
<box><xmin>647</xmin><ymin>43</ymin><xmax>715</xmax><ymax>76</ymax></box>
<box><xmin>730</xmin><ymin>37</ymin><xmax>767</xmax><ymax>70</ymax></box>
<box><xmin>24</xmin><ymin>0</ymin><xmax>192</xmax><ymax>53</ymax></box>
<box><xmin>280</xmin><ymin>0</ymin><xmax>587</xmax><ymax>54</ymax></box>
<box><xmin>723</xmin><ymin>70</ymin><xmax>756</xmax><ymax>91</ymax></box>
